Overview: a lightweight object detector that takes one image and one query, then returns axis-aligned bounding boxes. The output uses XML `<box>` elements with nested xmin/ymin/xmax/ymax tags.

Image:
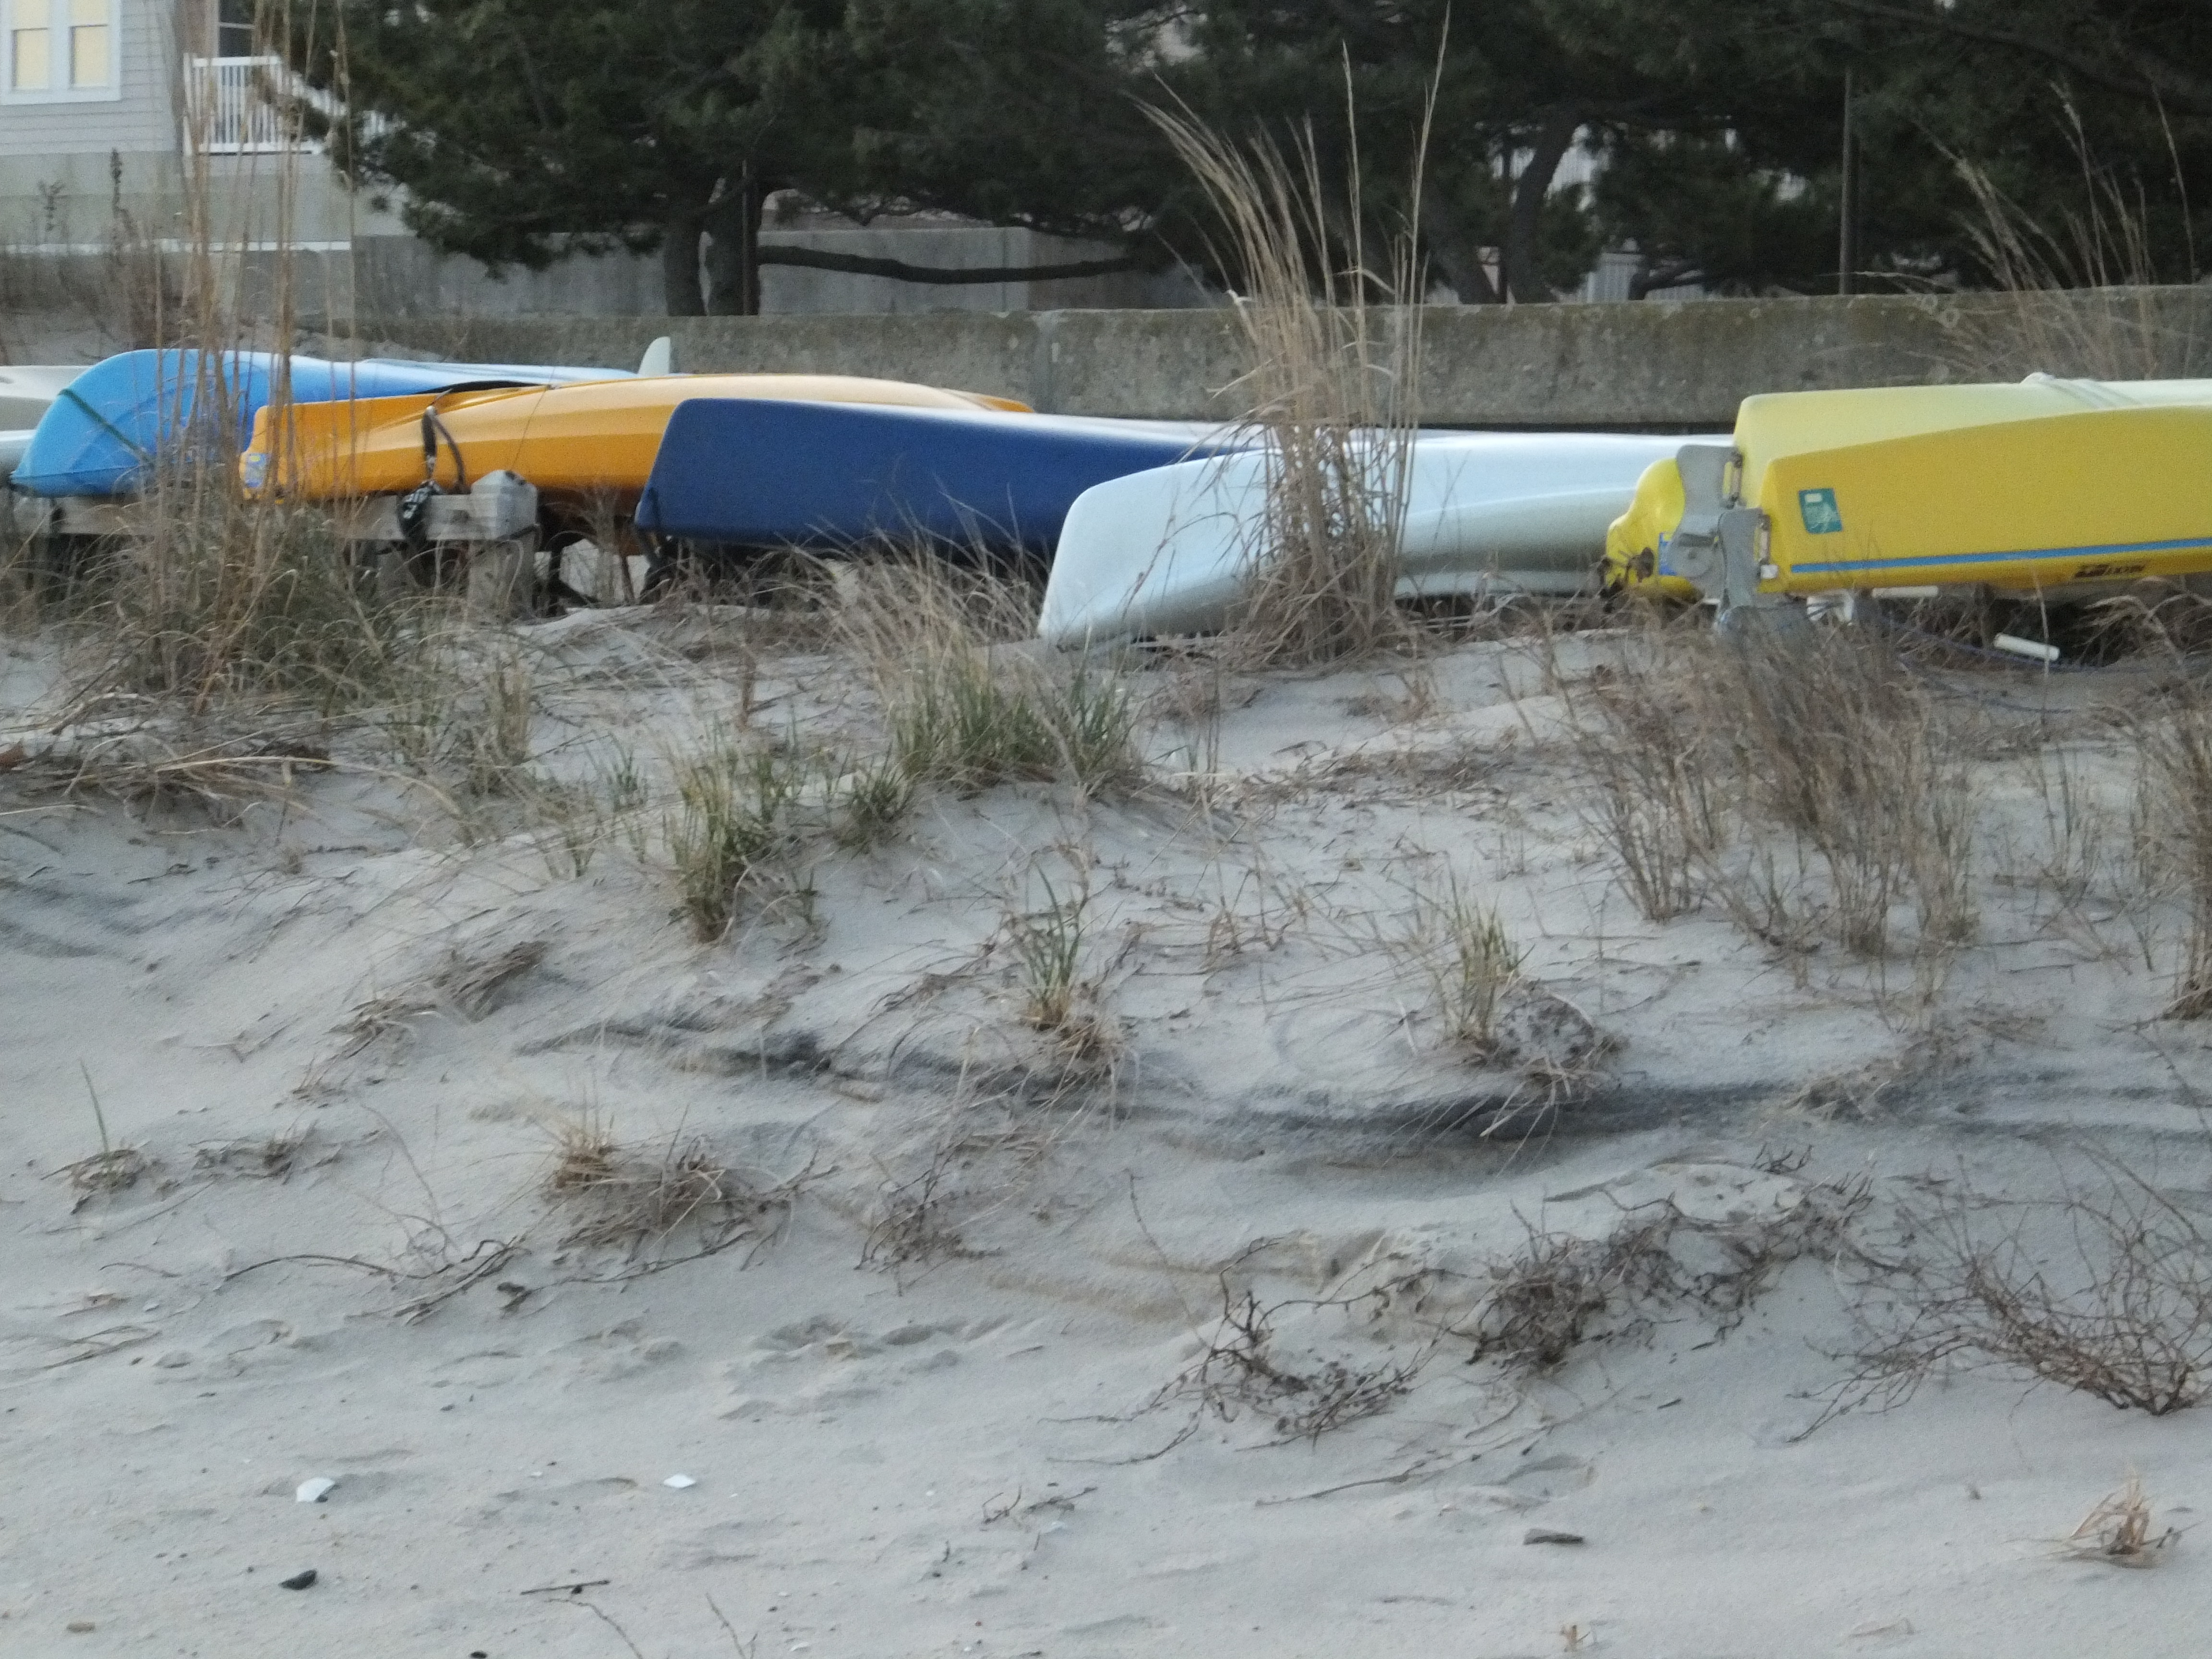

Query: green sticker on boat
<box><xmin>1799</xmin><ymin>488</ymin><xmax>1843</xmax><ymax>535</ymax></box>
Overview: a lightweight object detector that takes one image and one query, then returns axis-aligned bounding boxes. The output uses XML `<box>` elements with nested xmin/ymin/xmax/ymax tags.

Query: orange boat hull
<box><xmin>244</xmin><ymin>373</ymin><xmax>1028</xmax><ymax>506</ymax></box>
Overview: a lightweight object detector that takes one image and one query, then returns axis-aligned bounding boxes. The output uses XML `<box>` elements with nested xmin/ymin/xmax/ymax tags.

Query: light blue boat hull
<box><xmin>13</xmin><ymin>349</ymin><xmax>624</xmax><ymax>498</ymax></box>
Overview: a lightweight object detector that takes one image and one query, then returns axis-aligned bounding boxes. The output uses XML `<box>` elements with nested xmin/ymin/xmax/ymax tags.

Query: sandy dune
<box><xmin>5</xmin><ymin>610</ymin><xmax>2212</xmax><ymax>1657</ymax></box>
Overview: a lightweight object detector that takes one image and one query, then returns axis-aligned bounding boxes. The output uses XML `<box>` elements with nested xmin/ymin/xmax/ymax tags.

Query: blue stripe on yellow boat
<box><xmin>1794</xmin><ymin>536</ymin><xmax>2212</xmax><ymax>577</ymax></box>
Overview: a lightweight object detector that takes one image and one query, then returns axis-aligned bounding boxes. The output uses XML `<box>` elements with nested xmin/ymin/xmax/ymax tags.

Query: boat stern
<box><xmin>1603</xmin><ymin>455</ymin><xmax>1703</xmax><ymax>602</ymax></box>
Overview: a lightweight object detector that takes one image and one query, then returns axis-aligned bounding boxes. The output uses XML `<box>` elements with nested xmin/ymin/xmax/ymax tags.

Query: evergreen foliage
<box><xmin>282</xmin><ymin>0</ymin><xmax>2212</xmax><ymax>311</ymax></box>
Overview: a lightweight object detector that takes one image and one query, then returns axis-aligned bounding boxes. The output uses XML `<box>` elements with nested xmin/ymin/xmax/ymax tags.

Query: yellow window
<box><xmin>10</xmin><ymin>0</ymin><xmax>50</xmax><ymax>91</ymax></box>
<box><xmin>68</xmin><ymin>0</ymin><xmax>106</xmax><ymax>87</ymax></box>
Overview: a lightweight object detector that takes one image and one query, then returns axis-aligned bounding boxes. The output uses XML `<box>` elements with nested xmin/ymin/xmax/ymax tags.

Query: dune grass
<box><xmin>1147</xmin><ymin>80</ymin><xmax>1434</xmax><ymax>669</ymax></box>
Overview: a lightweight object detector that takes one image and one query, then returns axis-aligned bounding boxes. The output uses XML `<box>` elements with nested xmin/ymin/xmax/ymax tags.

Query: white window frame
<box><xmin>212</xmin><ymin>0</ymin><xmax>256</xmax><ymax>59</ymax></box>
<box><xmin>3</xmin><ymin>0</ymin><xmax>122</xmax><ymax>104</ymax></box>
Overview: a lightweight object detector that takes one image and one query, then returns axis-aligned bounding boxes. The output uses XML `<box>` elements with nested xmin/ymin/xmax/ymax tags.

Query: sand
<box><xmin>5</xmin><ymin>609</ymin><xmax>2212</xmax><ymax>1658</ymax></box>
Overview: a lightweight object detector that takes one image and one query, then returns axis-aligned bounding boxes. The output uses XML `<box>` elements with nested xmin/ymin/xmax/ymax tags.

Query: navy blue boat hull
<box><xmin>634</xmin><ymin>399</ymin><xmax>1232</xmax><ymax>556</ymax></box>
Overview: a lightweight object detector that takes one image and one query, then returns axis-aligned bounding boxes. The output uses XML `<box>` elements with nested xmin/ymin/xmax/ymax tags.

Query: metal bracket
<box><xmin>426</xmin><ymin>471</ymin><xmax>539</xmax><ymax>543</ymax></box>
<box><xmin>1662</xmin><ymin>443</ymin><xmax>1733</xmax><ymax>596</ymax></box>
<box><xmin>8</xmin><ymin>489</ymin><xmax>51</xmax><ymax>538</ymax></box>
<box><xmin>12</xmin><ymin>494</ymin><xmax>129</xmax><ymax>537</ymax></box>
<box><xmin>1668</xmin><ymin>442</ymin><xmax>1787</xmax><ymax>622</ymax></box>
<box><xmin>333</xmin><ymin>470</ymin><xmax>540</xmax><ymax>547</ymax></box>
<box><xmin>1716</xmin><ymin>505</ymin><xmax>1772</xmax><ymax>613</ymax></box>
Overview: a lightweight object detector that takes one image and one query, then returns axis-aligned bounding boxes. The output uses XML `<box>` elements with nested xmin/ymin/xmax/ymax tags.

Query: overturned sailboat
<box><xmin>635</xmin><ymin>399</ymin><xmax>1234</xmax><ymax>556</ymax></box>
<box><xmin>1039</xmin><ymin>431</ymin><xmax>1705</xmax><ymax>647</ymax></box>
<box><xmin>245</xmin><ymin>373</ymin><xmax>1032</xmax><ymax>520</ymax></box>
<box><xmin>11</xmin><ymin>348</ymin><xmax>626</xmax><ymax>502</ymax></box>
<box><xmin>1604</xmin><ymin>376</ymin><xmax>2212</xmax><ymax>613</ymax></box>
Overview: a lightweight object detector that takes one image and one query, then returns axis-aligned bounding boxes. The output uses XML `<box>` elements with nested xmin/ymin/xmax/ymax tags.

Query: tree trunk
<box><xmin>704</xmin><ymin>170</ymin><xmax>765</xmax><ymax>317</ymax></box>
<box><xmin>1503</xmin><ymin>107</ymin><xmax>1581</xmax><ymax>304</ymax></box>
<box><xmin>661</xmin><ymin>206</ymin><xmax>706</xmax><ymax>316</ymax></box>
<box><xmin>1419</xmin><ymin>179</ymin><xmax>1501</xmax><ymax>305</ymax></box>
<box><xmin>753</xmin><ymin>246</ymin><xmax>1145</xmax><ymax>286</ymax></box>
<box><xmin>1630</xmin><ymin>256</ymin><xmax>1699</xmax><ymax>301</ymax></box>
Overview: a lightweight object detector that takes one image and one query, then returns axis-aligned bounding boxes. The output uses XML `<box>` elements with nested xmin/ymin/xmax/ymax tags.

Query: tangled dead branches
<box><xmin>1161</xmin><ymin>1282</ymin><xmax>1427</xmax><ymax>1445</ymax></box>
<box><xmin>1467</xmin><ymin>1175</ymin><xmax>1874</xmax><ymax>1377</ymax></box>
<box><xmin>1828</xmin><ymin>1171</ymin><xmax>2212</xmax><ymax>1423</ymax></box>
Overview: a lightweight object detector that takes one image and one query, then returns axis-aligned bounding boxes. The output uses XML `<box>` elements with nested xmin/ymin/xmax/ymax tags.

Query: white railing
<box><xmin>183</xmin><ymin>56</ymin><xmax>313</xmax><ymax>154</ymax></box>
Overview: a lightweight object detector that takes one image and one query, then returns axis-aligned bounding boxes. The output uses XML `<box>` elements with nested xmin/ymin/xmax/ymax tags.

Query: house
<box><xmin>2</xmin><ymin>0</ymin><xmax>391</xmax><ymax>250</ymax></box>
<box><xmin>0</xmin><ymin>1</ymin><xmax>1181</xmax><ymax>328</ymax></box>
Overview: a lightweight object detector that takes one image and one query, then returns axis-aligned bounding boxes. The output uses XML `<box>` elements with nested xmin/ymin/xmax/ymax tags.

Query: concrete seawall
<box><xmin>353</xmin><ymin>287</ymin><xmax>2212</xmax><ymax>427</ymax></box>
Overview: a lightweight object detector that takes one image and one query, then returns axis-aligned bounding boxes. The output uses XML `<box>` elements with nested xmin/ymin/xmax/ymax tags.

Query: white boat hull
<box><xmin>1039</xmin><ymin>432</ymin><xmax>1713</xmax><ymax>646</ymax></box>
<box><xmin>0</xmin><ymin>366</ymin><xmax>86</xmax><ymax>432</ymax></box>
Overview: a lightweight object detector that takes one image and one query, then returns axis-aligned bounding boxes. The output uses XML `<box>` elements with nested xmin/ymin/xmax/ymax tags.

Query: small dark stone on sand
<box><xmin>279</xmin><ymin>1569</ymin><xmax>318</xmax><ymax>1590</ymax></box>
<box><xmin>1523</xmin><ymin>1528</ymin><xmax>1586</xmax><ymax>1546</ymax></box>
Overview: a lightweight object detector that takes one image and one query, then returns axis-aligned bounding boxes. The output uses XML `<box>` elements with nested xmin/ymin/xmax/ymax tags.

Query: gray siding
<box><xmin>0</xmin><ymin>0</ymin><xmax>177</xmax><ymax>160</ymax></box>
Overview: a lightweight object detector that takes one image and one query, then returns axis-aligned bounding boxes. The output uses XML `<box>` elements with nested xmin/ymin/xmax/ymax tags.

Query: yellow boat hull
<box><xmin>1605</xmin><ymin>377</ymin><xmax>2212</xmax><ymax>597</ymax></box>
<box><xmin>244</xmin><ymin>373</ymin><xmax>1028</xmax><ymax>505</ymax></box>
<box><xmin>1605</xmin><ymin>456</ymin><xmax>1700</xmax><ymax>601</ymax></box>
<box><xmin>1760</xmin><ymin>405</ymin><xmax>2212</xmax><ymax>593</ymax></box>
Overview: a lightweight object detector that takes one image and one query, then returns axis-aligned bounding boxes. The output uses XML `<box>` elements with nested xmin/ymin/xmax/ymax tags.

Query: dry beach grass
<box><xmin>14</xmin><ymin>104</ymin><xmax>2212</xmax><ymax>1652</ymax></box>
<box><xmin>16</xmin><ymin>534</ymin><xmax>2212</xmax><ymax>1650</ymax></box>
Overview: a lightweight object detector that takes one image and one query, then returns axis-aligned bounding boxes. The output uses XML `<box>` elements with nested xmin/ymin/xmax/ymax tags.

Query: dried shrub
<box><xmin>2081</xmin><ymin>583</ymin><xmax>2212</xmax><ymax>664</ymax></box>
<box><xmin>435</xmin><ymin>940</ymin><xmax>547</xmax><ymax>1019</ymax></box>
<box><xmin>1836</xmin><ymin>1173</ymin><xmax>2212</xmax><ymax>1419</ymax></box>
<box><xmin>55</xmin><ymin>1061</ymin><xmax>148</xmax><ymax>1208</ymax></box>
<box><xmin>1412</xmin><ymin>874</ymin><xmax>1526</xmax><ymax>1057</ymax></box>
<box><xmin>860</xmin><ymin>1161</ymin><xmax>975</xmax><ymax>1274</ymax></box>
<box><xmin>541</xmin><ymin>1119</ymin><xmax>791</xmax><ymax>1266</ymax></box>
<box><xmin>858</xmin><ymin>1100</ymin><xmax>1059</xmax><ymax>1276</ymax></box>
<box><xmin>1574</xmin><ymin>647</ymin><xmax>1727</xmax><ymax>923</ymax></box>
<box><xmin>1713</xmin><ymin>629</ymin><xmax>1977</xmax><ymax>956</ymax></box>
<box><xmin>1943</xmin><ymin>130</ymin><xmax>2205</xmax><ymax>384</ymax></box>
<box><xmin>194</xmin><ymin>1132</ymin><xmax>306</xmax><ymax>1179</ymax></box>
<box><xmin>1469</xmin><ymin>1176</ymin><xmax>1872</xmax><ymax>1377</ymax></box>
<box><xmin>2059</xmin><ymin>1476</ymin><xmax>2177</xmax><ymax>1566</ymax></box>
<box><xmin>1161</xmin><ymin>1281</ymin><xmax>1424</xmax><ymax>1444</ymax></box>
<box><xmin>62</xmin><ymin>468</ymin><xmax>416</xmax><ymax>717</ymax></box>
<box><xmin>1469</xmin><ymin>1209</ymin><xmax>1683</xmax><ymax>1374</ymax></box>
<box><xmin>62</xmin><ymin>1147</ymin><xmax>150</xmax><ymax>1203</ymax></box>
<box><xmin>828</xmin><ymin>747</ymin><xmax>914</xmax><ymax>850</ymax></box>
<box><xmin>2137</xmin><ymin>691</ymin><xmax>2212</xmax><ymax>1018</ymax></box>
<box><xmin>337</xmin><ymin>938</ymin><xmax>546</xmax><ymax>1055</ymax></box>
<box><xmin>664</xmin><ymin>734</ymin><xmax>810</xmax><ymax>941</ymax></box>
<box><xmin>1006</xmin><ymin>865</ymin><xmax>1122</xmax><ymax>1068</ymax></box>
<box><xmin>8</xmin><ymin>728</ymin><xmax>333</xmax><ymax>822</ymax></box>
<box><xmin>1570</xmin><ymin>625</ymin><xmax>1978</xmax><ymax>960</ymax></box>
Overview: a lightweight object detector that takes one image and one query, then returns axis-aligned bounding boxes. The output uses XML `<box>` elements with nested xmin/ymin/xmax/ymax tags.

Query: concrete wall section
<box><xmin>356</xmin><ymin>310</ymin><xmax>1047</xmax><ymax>399</ymax></box>
<box><xmin>1032</xmin><ymin>307</ymin><xmax>1247</xmax><ymax>418</ymax></box>
<box><xmin>1408</xmin><ymin>294</ymin><xmax>1959</xmax><ymax>428</ymax></box>
<box><xmin>318</xmin><ymin>286</ymin><xmax>2212</xmax><ymax>425</ymax></box>
<box><xmin>354</xmin><ymin>236</ymin><xmax>665</xmax><ymax>322</ymax></box>
<box><xmin>345</xmin><ymin>293</ymin><xmax>1972</xmax><ymax>424</ymax></box>
<box><xmin>0</xmin><ymin>153</ymin><xmax>404</xmax><ymax>247</ymax></box>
